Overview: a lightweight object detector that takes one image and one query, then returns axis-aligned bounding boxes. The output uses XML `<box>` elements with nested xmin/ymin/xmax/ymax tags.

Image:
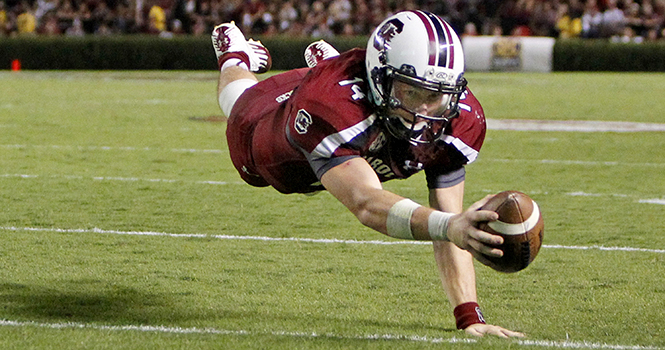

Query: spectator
<box><xmin>581</xmin><ymin>0</ymin><xmax>603</xmax><ymax>38</ymax></box>
<box><xmin>303</xmin><ymin>0</ymin><xmax>327</xmax><ymax>36</ymax></box>
<box><xmin>2</xmin><ymin>0</ymin><xmax>664</xmax><ymax>40</ymax></box>
<box><xmin>600</xmin><ymin>0</ymin><xmax>626</xmax><ymax>38</ymax></box>
<box><xmin>65</xmin><ymin>16</ymin><xmax>85</xmax><ymax>36</ymax></box>
<box><xmin>462</xmin><ymin>21</ymin><xmax>478</xmax><ymax>36</ymax></box>
<box><xmin>172</xmin><ymin>0</ymin><xmax>196</xmax><ymax>33</ymax></box>
<box><xmin>76</xmin><ymin>2</ymin><xmax>94</xmax><ymax>34</ymax></box>
<box><xmin>641</xmin><ymin>0</ymin><xmax>664</xmax><ymax>37</ymax></box>
<box><xmin>95</xmin><ymin>21</ymin><xmax>113</xmax><ymax>35</ymax></box>
<box><xmin>197</xmin><ymin>0</ymin><xmax>217</xmax><ymax>33</ymax></box>
<box><xmin>91</xmin><ymin>1</ymin><xmax>114</xmax><ymax>33</ymax></box>
<box><xmin>55</xmin><ymin>0</ymin><xmax>76</xmax><ymax>33</ymax></box>
<box><xmin>530</xmin><ymin>0</ymin><xmax>557</xmax><ymax>37</ymax></box>
<box><xmin>328</xmin><ymin>0</ymin><xmax>352</xmax><ymax>34</ymax></box>
<box><xmin>240</xmin><ymin>0</ymin><xmax>266</xmax><ymax>34</ymax></box>
<box><xmin>340</xmin><ymin>21</ymin><xmax>354</xmax><ymax>35</ymax></box>
<box><xmin>16</xmin><ymin>2</ymin><xmax>37</xmax><ymax>35</ymax></box>
<box><xmin>111</xmin><ymin>3</ymin><xmax>137</xmax><ymax>34</ymax></box>
<box><xmin>171</xmin><ymin>18</ymin><xmax>185</xmax><ymax>35</ymax></box>
<box><xmin>40</xmin><ymin>12</ymin><xmax>61</xmax><ymax>35</ymax></box>
<box><xmin>190</xmin><ymin>13</ymin><xmax>207</xmax><ymax>35</ymax></box>
<box><xmin>555</xmin><ymin>3</ymin><xmax>583</xmax><ymax>38</ymax></box>
<box><xmin>611</xmin><ymin>25</ymin><xmax>644</xmax><ymax>42</ymax></box>
<box><xmin>624</xmin><ymin>1</ymin><xmax>645</xmax><ymax>36</ymax></box>
<box><xmin>277</xmin><ymin>0</ymin><xmax>298</xmax><ymax>33</ymax></box>
<box><xmin>34</xmin><ymin>0</ymin><xmax>59</xmax><ymax>23</ymax></box>
<box><xmin>250</xmin><ymin>0</ymin><xmax>275</xmax><ymax>34</ymax></box>
<box><xmin>148</xmin><ymin>1</ymin><xmax>167</xmax><ymax>33</ymax></box>
<box><xmin>0</xmin><ymin>2</ymin><xmax>9</xmax><ymax>36</ymax></box>
<box><xmin>351</xmin><ymin>0</ymin><xmax>371</xmax><ymax>35</ymax></box>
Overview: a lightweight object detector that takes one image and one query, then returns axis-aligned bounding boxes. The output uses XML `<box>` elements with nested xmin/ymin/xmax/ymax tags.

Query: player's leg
<box><xmin>211</xmin><ymin>21</ymin><xmax>272</xmax><ymax>116</ymax></box>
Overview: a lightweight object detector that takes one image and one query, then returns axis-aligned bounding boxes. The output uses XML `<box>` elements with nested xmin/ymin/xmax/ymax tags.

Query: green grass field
<box><xmin>1</xmin><ymin>71</ymin><xmax>664</xmax><ymax>349</ymax></box>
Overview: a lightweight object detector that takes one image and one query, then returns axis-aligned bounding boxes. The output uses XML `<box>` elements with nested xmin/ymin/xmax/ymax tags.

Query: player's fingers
<box><xmin>466</xmin><ymin>324</ymin><xmax>525</xmax><ymax>338</ymax></box>
<box><xmin>464</xmin><ymin>327</ymin><xmax>485</xmax><ymax>337</ymax></box>
<box><xmin>488</xmin><ymin>328</ymin><xmax>510</xmax><ymax>338</ymax></box>
<box><xmin>501</xmin><ymin>329</ymin><xmax>526</xmax><ymax>338</ymax></box>
<box><xmin>469</xmin><ymin>208</ymin><xmax>499</xmax><ymax>223</ymax></box>
<box><xmin>469</xmin><ymin>227</ymin><xmax>504</xmax><ymax>246</ymax></box>
<box><xmin>490</xmin><ymin>326</ymin><xmax>525</xmax><ymax>338</ymax></box>
<box><xmin>468</xmin><ymin>239</ymin><xmax>503</xmax><ymax>258</ymax></box>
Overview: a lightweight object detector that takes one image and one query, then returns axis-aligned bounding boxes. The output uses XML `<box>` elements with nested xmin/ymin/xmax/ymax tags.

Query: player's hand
<box><xmin>446</xmin><ymin>195</ymin><xmax>504</xmax><ymax>260</ymax></box>
<box><xmin>464</xmin><ymin>323</ymin><xmax>525</xmax><ymax>338</ymax></box>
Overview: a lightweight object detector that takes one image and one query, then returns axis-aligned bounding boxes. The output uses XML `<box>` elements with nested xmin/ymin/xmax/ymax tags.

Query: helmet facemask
<box><xmin>374</xmin><ymin>65</ymin><xmax>467</xmax><ymax>145</ymax></box>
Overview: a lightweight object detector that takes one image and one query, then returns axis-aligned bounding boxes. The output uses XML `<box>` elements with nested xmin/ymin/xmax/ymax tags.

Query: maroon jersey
<box><xmin>227</xmin><ymin>49</ymin><xmax>486</xmax><ymax>194</ymax></box>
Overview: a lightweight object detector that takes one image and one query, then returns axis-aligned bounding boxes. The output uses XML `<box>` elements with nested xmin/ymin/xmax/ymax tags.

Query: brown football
<box><xmin>477</xmin><ymin>191</ymin><xmax>544</xmax><ymax>273</ymax></box>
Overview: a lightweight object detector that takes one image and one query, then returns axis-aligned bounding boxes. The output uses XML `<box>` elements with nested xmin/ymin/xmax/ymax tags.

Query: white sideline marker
<box><xmin>2</xmin><ymin>226</ymin><xmax>665</xmax><ymax>254</ymax></box>
<box><xmin>0</xmin><ymin>319</ymin><xmax>661</xmax><ymax>349</ymax></box>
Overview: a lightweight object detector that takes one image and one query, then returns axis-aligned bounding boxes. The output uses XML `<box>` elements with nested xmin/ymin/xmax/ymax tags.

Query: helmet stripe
<box><xmin>440</xmin><ymin>17</ymin><xmax>455</xmax><ymax>68</ymax></box>
<box><xmin>412</xmin><ymin>11</ymin><xmax>454</xmax><ymax>69</ymax></box>
<box><xmin>425</xmin><ymin>11</ymin><xmax>453</xmax><ymax>69</ymax></box>
<box><xmin>411</xmin><ymin>11</ymin><xmax>437</xmax><ymax>66</ymax></box>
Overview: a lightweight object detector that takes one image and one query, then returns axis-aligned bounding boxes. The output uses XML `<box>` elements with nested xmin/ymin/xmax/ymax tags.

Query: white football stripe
<box><xmin>487</xmin><ymin>200</ymin><xmax>540</xmax><ymax>235</ymax></box>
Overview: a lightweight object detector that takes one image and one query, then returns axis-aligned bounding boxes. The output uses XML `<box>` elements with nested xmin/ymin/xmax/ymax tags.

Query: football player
<box><xmin>212</xmin><ymin>11</ymin><xmax>524</xmax><ymax>338</ymax></box>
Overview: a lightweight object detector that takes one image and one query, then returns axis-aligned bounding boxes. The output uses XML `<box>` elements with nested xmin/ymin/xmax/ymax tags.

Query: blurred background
<box><xmin>2</xmin><ymin>0</ymin><xmax>663</xmax><ymax>42</ymax></box>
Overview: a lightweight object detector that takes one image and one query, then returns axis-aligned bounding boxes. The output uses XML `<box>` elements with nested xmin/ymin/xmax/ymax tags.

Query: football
<box><xmin>477</xmin><ymin>191</ymin><xmax>544</xmax><ymax>273</ymax></box>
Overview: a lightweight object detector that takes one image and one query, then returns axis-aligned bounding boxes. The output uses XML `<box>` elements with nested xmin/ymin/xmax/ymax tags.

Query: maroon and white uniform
<box><xmin>226</xmin><ymin>49</ymin><xmax>486</xmax><ymax>194</ymax></box>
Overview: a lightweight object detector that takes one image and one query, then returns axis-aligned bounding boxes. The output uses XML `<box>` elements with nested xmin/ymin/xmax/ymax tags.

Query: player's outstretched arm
<box><xmin>430</xmin><ymin>186</ymin><xmax>525</xmax><ymax>338</ymax></box>
<box><xmin>321</xmin><ymin>159</ymin><xmax>525</xmax><ymax>338</ymax></box>
<box><xmin>320</xmin><ymin>157</ymin><xmax>503</xmax><ymax>252</ymax></box>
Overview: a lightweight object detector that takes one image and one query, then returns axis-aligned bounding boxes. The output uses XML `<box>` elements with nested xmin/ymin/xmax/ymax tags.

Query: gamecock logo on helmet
<box><xmin>373</xmin><ymin>19</ymin><xmax>404</xmax><ymax>51</ymax></box>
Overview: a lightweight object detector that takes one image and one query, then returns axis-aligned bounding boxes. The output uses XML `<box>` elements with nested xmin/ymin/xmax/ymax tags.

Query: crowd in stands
<box><xmin>1</xmin><ymin>0</ymin><xmax>664</xmax><ymax>42</ymax></box>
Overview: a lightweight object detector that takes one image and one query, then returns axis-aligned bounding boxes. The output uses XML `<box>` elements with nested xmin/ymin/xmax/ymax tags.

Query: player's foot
<box><xmin>247</xmin><ymin>39</ymin><xmax>272</xmax><ymax>74</ymax></box>
<box><xmin>211</xmin><ymin>22</ymin><xmax>272</xmax><ymax>73</ymax></box>
<box><xmin>304</xmin><ymin>40</ymin><xmax>340</xmax><ymax>68</ymax></box>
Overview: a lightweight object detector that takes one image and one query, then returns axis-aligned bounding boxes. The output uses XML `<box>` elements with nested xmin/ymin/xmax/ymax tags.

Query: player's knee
<box><xmin>218</xmin><ymin>78</ymin><xmax>257</xmax><ymax>116</ymax></box>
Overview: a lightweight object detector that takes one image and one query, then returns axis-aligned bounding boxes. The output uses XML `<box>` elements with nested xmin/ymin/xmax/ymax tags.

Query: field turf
<box><xmin>0</xmin><ymin>71</ymin><xmax>664</xmax><ymax>349</ymax></box>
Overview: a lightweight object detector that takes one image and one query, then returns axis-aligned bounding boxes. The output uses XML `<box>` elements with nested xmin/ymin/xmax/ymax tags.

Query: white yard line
<box><xmin>486</xmin><ymin>119</ymin><xmax>665</xmax><ymax>132</ymax></box>
<box><xmin>0</xmin><ymin>144</ymin><xmax>227</xmax><ymax>154</ymax></box>
<box><xmin>482</xmin><ymin>158</ymin><xmax>665</xmax><ymax>168</ymax></box>
<box><xmin>0</xmin><ymin>319</ymin><xmax>661</xmax><ymax>349</ymax></box>
<box><xmin>0</xmin><ymin>173</ymin><xmax>244</xmax><ymax>186</ymax></box>
<box><xmin>2</xmin><ymin>226</ymin><xmax>664</xmax><ymax>253</ymax></box>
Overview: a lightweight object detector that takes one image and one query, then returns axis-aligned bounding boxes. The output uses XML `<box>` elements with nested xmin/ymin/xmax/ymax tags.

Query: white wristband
<box><xmin>428</xmin><ymin>211</ymin><xmax>454</xmax><ymax>241</ymax></box>
<box><xmin>386</xmin><ymin>199</ymin><xmax>421</xmax><ymax>240</ymax></box>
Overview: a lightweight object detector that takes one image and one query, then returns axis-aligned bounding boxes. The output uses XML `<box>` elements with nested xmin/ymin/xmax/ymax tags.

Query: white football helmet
<box><xmin>366</xmin><ymin>11</ymin><xmax>467</xmax><ymax>144</ymax></box>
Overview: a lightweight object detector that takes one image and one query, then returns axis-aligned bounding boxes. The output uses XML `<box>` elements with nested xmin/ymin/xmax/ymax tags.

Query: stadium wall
<box><xmin>1</xmin><ymin>36</ymin><xmax>664</xmax><ymax>71</ymax></box>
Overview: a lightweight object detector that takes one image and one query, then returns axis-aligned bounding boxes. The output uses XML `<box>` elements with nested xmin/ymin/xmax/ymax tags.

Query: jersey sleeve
<box><xmin>424</xmin><ymin>87</ymin><xmax>487</xmax><ymax>189</ymax></box>
<box><xmin>442</xmin><ymin>87</ymin><xmax>487</xmax><ymax>165</ymax></box>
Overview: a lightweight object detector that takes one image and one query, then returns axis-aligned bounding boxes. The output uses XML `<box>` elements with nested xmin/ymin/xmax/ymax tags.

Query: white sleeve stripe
<box><xmin>312</xmin><ymin>114</ymin><xmax>377</xmax><ymax>158</ymax></box>
<box><xmin>442</xmin><ymin>135</ymin><xmax>479</xmax><ymax>163</ymax></box>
